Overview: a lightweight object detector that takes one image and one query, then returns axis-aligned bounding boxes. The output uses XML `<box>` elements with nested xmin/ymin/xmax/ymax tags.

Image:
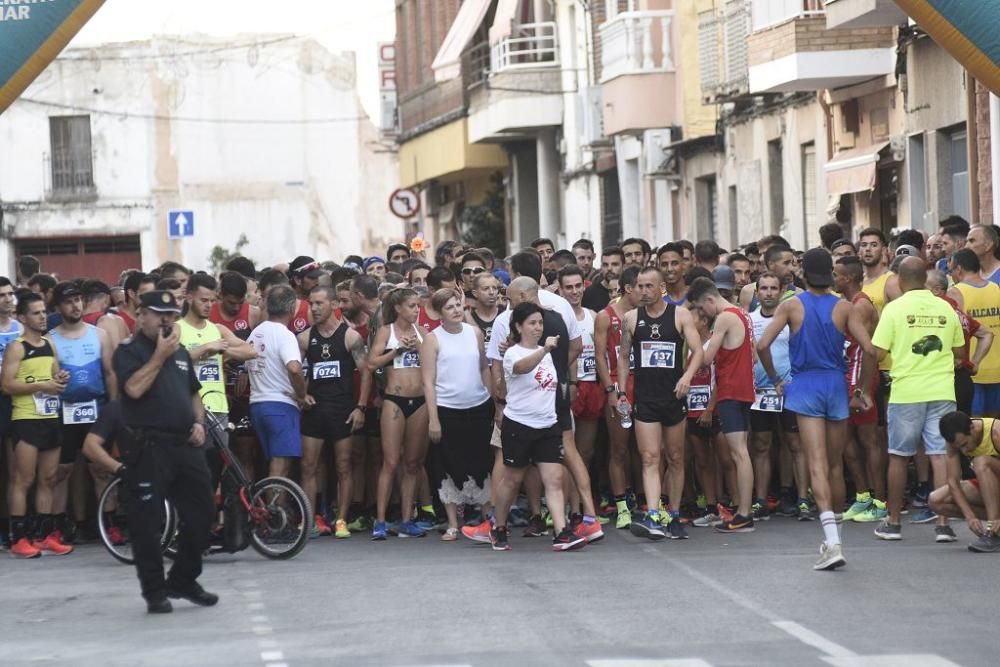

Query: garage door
<box><xmin>15</xmin><ymin>236</ymin><xmax>141</xmax><ymax>285</ymax></box>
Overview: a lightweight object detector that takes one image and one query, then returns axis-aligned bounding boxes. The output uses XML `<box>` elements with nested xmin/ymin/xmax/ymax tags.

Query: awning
<box><xmin>824</xmin><ymin>141</ymin><xmax>889</xmax><ymax>196</ymax></box>
<box><xmin>399</xmin><ymin>118</ymin><xmax>508</xmax><ymax>188</ymax></box>
<box><xmin>489</xmin><ymin>0</ymin><xmax>521</xmax><ymax>46</ymax></box>
<box><xmin>431</xmin><ymin>0</ymin><xmax>492</xmax><ymax>83</ymax></box>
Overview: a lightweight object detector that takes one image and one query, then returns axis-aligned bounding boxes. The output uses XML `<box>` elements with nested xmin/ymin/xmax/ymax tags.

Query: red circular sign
<box><xmin>389</xmin><ymin>188</ymin><xmax>420</xmax><ymax>219</ymax></box>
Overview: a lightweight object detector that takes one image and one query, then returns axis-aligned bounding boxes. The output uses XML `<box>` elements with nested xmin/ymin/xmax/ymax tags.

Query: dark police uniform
<box><xmin>113</xmin><ymin>291</ymin><xmax>214</xmax><ymax>607</ymax></box>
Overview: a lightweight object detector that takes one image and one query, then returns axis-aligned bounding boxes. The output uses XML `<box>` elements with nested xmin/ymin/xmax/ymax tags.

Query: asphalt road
<box><xmin>2</xmin><ymin>517</ymin><xmax>997</xmax><ymax>667</ymax></box>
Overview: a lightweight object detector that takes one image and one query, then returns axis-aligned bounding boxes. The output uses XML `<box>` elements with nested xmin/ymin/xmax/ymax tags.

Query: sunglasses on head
<box><xmin>461</xmin><ymin>267</ymin><xmax>486</xmax><ymax>275</ymax></box>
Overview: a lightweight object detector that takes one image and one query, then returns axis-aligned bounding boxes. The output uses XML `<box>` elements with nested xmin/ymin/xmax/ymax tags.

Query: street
<box><xmin>3</xmin><ymin>518</ymin><xmax>997</xmax><ymax>667</ymax></box>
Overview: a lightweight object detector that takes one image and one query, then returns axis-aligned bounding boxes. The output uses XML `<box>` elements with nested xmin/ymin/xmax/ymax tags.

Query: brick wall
<box><xmin>975</xmin><ymin>79</ymin><xmax>994</xmax><ymax>225</ymax></box>
<box><xmin>748</xmin><ymin>15</ymin><xmax>894</xmax><ymax>66</ymax></box>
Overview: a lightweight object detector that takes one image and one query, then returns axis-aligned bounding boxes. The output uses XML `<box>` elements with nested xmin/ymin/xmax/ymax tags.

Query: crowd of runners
<box><xmin>2</xmin><ymin>216</ymin><xmax>1000</xmax><ymax>570</ymax></box>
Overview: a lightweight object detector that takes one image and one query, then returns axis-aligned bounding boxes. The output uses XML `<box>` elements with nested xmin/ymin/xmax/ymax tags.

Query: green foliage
<box><xmin>208</xmin><ymin>233</ymin><xmax>250</xmax><ymax>274</ymax></box>
<box><xmin>457</xmin><ymin>171</ymin><xmax>506</xmax><ymax>255</ymax></box>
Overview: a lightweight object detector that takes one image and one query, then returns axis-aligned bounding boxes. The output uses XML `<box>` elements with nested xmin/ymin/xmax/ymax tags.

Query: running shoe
<box><xmin>629</xmin><ymin>513</ymin><xmax>666</xmax><ymax>540</ymax></box>
<box><xmin>508</xmin><ymin>506</ymin><xmax>530</xmax><ymax>527</ymax></box>
<box><xmin>967</xmin><ymin>533</ymin><xmax>1000</xmax><ymax>553</ymax></box>
<box><xmin>314</xmin><ymin>514</ymin><xmax>333</xmax><ymax>536</ymax></box>
<box><xmin>775</xmin><ymin>496</ymin><xmax>798</xmax><ymax>518</ymax></box>
<box><xmin>491</xmin><ymin>526</ymin><xmax>511</xmax><ymax>551</ymax></box>
<box><xmin>909</xmin><ymin>508</ymin><xmax>937</xmax><ymax>524</ymax></box>
<box><xmin>396</xmin><ymin>520</ymin><xmax>427</xmax><ymax>538</ymax></box>
<box><xmin>572</xmin><ymin>516</ymin><xmax>605</xmax><ymax>543</ymax></box>
<box><xmin>851</xmin><ymin>499</ymin><xmax>887</xmax><ymax>523</ymax></box>
<box><xmin>371</xmin><ymin>521</ymin><xmax>388</xmax><ymax>541</ymax></box>
<box><xmin>842</xmin><ymin>494</ymin><xmax>873</xmax><ymax>522</ymax></box>
<box><xmin>934</xmin><ymin>524</ymin><xmax>957</xmax><ymax>543</ymax></box>
<box><xmin>873</xmin><ymin>520</ymin><xmax>902</xmax><ymax>540</ymax></box>
<box><xmin>334</xmin><ymin>519</ymin><xmax>351</xmax><ymax>539</ymax></box>
<box><xmin>9</xmin><ymin>537</ymin><xmax>41</xmax><ymax>559</ymax></box>
<box><xmin>415</xmin><ymin>508</ymin><xmax>439</xmax><ymax>531</ymax></box>
<box><xmin>524</xmin><ymin>514</ymin><xmax>549</xmax><ymax>537</ymax></box>
<box><xmin>813</xmin><ymin>543</ymin><xmax>846</xmax><ymax>571</ymax></box>
<box><xmin>542</xmin><ymin>508</ymin><xmax>554</xmax><ymax>528</ymax></box>
<box><xmin>309</xmin><ymin>524</ymin><xmax>321</xmax><ymax>539</ymax></box>
<box><xmin>715</xmin><ymin>514</ymin><xmax>755</xmax><ymax>533</ymax></box>
<box><xmin>108</xmin><ymin>525</ymin><xmax>126</xmax><ymax>546</ymax></box>
<box><xmin>615</xmin><ymin>507</ymin><xmax>632</xmax><ymax>530</ymax></box>
<box><xmin>716</xmin><ymin>503</ymin><xmax>735</xmax><ymax>524</ymax></box>
<box><xmin>462</xmin><ymin>518</ymin><xmax>493</xmax><ymax>543</ymax></box>
<box><xmin>552</xmin><ymin>527</ymin><xmax>587</xmax><ymax>551</ymax></box>
<box><xmin>35</xmin><ymin>533</ymin><xmax>73</xmax><ymax>556</ymax></box>
<box><xmin>695</xmin><ymin>494</ymin><xmax>707</xmax><ymax>510</ymax></box>
<box><xmin>347</xmin><ymin>515</ymin><xmax>371</xmax><ymax>533</ymax></box>
<box><xmin>910</xmin><ymin>489</ymin><xmax>930</xmax><ymax>509</ymax></box>
<box><xmin>692</xmin><ymin>511</ymin><xmax>719</xmax><ymax>528</ymax></box>
<box><xmin>667</xmin><ymin>520</ymin><xmax>689</xmax><ymax>540</ymax></box>
<box><xmin>797</xmin><ymin>501</ymin><xmax>815</xmax><ymax>522</ymax></box>
<box><xmin>751</xmin><ymin>501</ymin><xmax>770</xmax><ymax>522</ymax></box>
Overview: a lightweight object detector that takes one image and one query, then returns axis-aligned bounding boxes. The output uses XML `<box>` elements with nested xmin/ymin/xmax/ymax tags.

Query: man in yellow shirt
<box><xmin>871</xmin><ymin>258</ymin><xmax>964</xmax><ymax>543</ymax></box>
<box><xmin>948</xmin><ymin>248</ymin><xmax>1000</xmax><ymax>418</ymax></box>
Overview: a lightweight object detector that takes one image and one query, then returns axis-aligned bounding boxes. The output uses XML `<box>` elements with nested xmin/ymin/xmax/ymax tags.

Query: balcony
<box><xmin>824</xmin><ymin>0</ymin><xmax>908</xmax><ymax>29</ymax></box>
<box><xmin>699</xmin><ymin>0</ymin><xmax>751</xmax><ymax>104</ymax></box>
<box><xmin>598</xmin><ymin>9</ymin><xmax>678</xmax><ymax>136</ymax></box>
<box><xmin>467</xmin><ymin>22</ymin><xmax>563</xmax><ymax>143</ymax></box>
<box><xmin>747</xmin><ymin>0</ymin><xmax>897</xmax><ymax>93</ymax></box>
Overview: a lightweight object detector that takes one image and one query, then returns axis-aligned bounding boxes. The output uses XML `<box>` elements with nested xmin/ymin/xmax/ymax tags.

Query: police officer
<box><xmin>113</xmin><ymin>290</ymin><xmax>216</xmax><ymax>614</ymax></box>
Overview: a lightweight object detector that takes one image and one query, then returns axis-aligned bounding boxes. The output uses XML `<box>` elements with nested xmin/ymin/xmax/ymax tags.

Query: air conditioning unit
<box><xmin>643</xmin><ymin>128</ymin><xmax>673</xmax><ymax>175</ymax></box>
<box><xmin>578</xmin><ymin>86</ymin><xmax>606</xmax><ymax>147</ymax></box>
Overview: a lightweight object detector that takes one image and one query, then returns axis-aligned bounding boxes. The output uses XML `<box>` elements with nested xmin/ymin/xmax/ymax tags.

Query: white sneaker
<box><xmin>692</xmin><ymin>512</ymin><xmax>719</xmax><ymax>527</ymax></box>
<box><xmin>813</xmin><ymin>542</ymin><xmax>846</xmax><ymax>571</ymax></box>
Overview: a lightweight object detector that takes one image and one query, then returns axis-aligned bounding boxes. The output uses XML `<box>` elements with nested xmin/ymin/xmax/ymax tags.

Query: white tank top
<box><xmin>434</xmin><ymin>323</ymin><xmax>489</xmax><ymax>409</ymax></box>
<box><xmin>386</xmin><ymin>321</ymin><xmax>423</xmax><ymax>369</ymax></box>
<box><xmin>576</xmin><ymin>308</ymin><xmax>597</xmax><ymax>381</ymax></box>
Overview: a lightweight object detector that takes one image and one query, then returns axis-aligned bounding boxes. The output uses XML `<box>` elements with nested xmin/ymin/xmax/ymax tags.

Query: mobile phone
<box><xmin>161</xmin><ymin>325</ymin><xmax>172</xmax><ymax>339</ymax></box>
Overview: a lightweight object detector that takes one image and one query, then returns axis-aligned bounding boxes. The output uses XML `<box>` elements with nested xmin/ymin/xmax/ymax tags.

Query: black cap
<box><xmin>139</xmin><ymin>290</ymin><xmax>182</xmax><ymax>313</ymax></box>
<box><xmin>51</xmin><ymin>281</ymin><xmax>83</xmax><ymax>304</ymax></box>
<box><xmin>801</xmin><ymin>248</ymin><xmax>834</xmax><ymax>288</ymax></box>
<box><xmin>81</xmin><ymin>279</ymin><xmax>111</xmax><ymax>297</ymax></box>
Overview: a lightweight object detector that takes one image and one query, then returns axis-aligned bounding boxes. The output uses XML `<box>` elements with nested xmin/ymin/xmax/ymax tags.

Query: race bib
<box><xmin>577</xmin><ymin>354</ymin><xmax>597</xmax><ymax>380</ymax></box>
<box><xmin>614</xmin><ymin>345</ymin><xmax>636</xmax><ymax>370</ymax></box>
<box><xmin>312</xmin><ymin>361</ymin><xmax>342</xmax><ymax>380</ymax></box>
<box><xmin>33</xmin><ymin>393</ymin><xmax>59</xmax><ymax>417</ymax></box>
<box><xmin>687</xmin><ymin>385</ymin><xmax>710</xmax><ymax>412</ymax></box>
<box><xmin>196</xmin><ymin>361</ymin><xmax>222</xmax><ymax>383</ymax></box>
<box><xmin>640</xmin><ymin>341</ymin><xmax>676</xmax><ymax>369</ymax></box>
<box><xmin>393</xmin><ymin>350</ymin><xmax>420</xmax><ymax>369</ymax></box>
<box><xmin>62</xmin><ymin>400</ymin><xmax>98</xmax><ymax>425</ymax></box>
<box><xmin>752</xmin><ymin>389</ymin><xmax>783</xmax><ymax>413</ymax></box>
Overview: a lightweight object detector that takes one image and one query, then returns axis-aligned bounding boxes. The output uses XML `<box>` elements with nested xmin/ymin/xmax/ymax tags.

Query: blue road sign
<box><xmin>168</xmin><ymin>210</ymin><xmax>195</xmax><ymax>239</ymax></box>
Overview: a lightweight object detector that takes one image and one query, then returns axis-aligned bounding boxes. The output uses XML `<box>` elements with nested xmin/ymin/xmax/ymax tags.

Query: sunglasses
<box><xmin>461</xmin><ymin>267</ymin><xmax>486</xmax><ymax>275</ymax></box>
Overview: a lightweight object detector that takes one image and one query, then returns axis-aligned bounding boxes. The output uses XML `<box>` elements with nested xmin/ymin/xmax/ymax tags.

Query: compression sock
<box><xmin>820</xmin><ymin>511</ymin><xmax>840</xmax><ymax>546</ymax></box>
<box><xmin>614</xmin><ymin>495</ymin><xmax>628</xmax><ymax>513</ymax></box>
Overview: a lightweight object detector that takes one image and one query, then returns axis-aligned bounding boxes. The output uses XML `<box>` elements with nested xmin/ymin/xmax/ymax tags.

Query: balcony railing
<box><xmin>599</xmin><ymin>10</ymin><xmax>675</xmax><ymax>83</ymax></box>
<box><xmin>490</xmin><ymin>22</ymin><xmax>559</xmax><ymax>74</ymax></box>
<box><xmin>466</xmin><ymin>40</ymin><xmax>490</xmax><ymax>87</ymax></box>
<box><xmin>751</xmin><ymin>0</ymin><xmax>823</xmax><ymax>31</ymax></box>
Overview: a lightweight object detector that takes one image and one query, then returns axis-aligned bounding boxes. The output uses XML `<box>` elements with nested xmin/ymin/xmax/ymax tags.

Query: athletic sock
<box><xmin>820</xmin><ymin>511</ymin><xmax>840</xmax><ymax>546</ymax></box>
<box><xmin>10</xmin><ymin>515</ymin><xmax>27</xmax><ymax>541</ymax></box>
<box><xmin>420</xmin><ymin>504</ymin><xmax>435</xmax><ymax>516</ymax></box>
<box><xmin>582</xmin><ymin>515</ymin><xmax>596</xmax><ymax>525</ymax></box>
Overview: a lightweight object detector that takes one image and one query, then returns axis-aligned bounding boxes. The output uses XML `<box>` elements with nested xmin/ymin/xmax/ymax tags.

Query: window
<box><xmin>49</xmin><ymin>115</ymin><xmax>94</xmax><ymax>196</ymax></box>
<box><xmin>802</xmin><ymin>142</ymin><xmax>816</xmax><ymax>247</ymax></box>
<box><xmin>949</xmin><ymin>130</ymin><xmax>969</xmax><ymax>221</ymax></box>
<box><xmin>602</xmin><ymin>170</ymin><xmax>622</xmax><ymax>246</ymax></box>
<box><xmin>728</xmin><ymin>185</ymin><xmax>738</xmax><ymax>235</ymax></box>
<box><xmin>908</xmin><ymin>134</ymin><xmax>927</xmax><ymax>229</ymax></box>
<box><xmin>695</xmin><ymin>175</ymin><xmax>718</xmax><ymax>241</ymax></box>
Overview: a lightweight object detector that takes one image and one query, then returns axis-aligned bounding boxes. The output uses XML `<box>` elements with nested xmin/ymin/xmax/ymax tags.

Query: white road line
<box><xmin>247</xmin><ymin>602</ymin><xmax>266</xmax><ymax>611</ymax></box>
<box><xmin>260</xmin><ymin>651</ymin><xmax>284</xmax><ymax>661</ymax></box>
<box><xmin>252</xmin><ymin>625</ymin><xmax>273</xmax><ymax>635</ymax></box>
<box><xmin>822</xmin><ymin>656</ymin><xmax>962</xmax><ymax>667</ymax></box>
<box><xmin>772</xmin><ymin>621</ymin><xmax>856</xmax><ymax>658</ymax></box>
<box><xmin>587</xmin><ymin>660</ymin><xmax>714</xmax><ymax>667</ymax></box>
<box><xmin>251</xmin><ymin>615</ymin><xmax>270</xmax><ymax>624</ymax></box>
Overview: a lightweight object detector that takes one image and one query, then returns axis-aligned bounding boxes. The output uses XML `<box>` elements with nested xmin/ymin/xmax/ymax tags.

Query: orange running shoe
<box><xmin>461</xmin><ymin>518</ymin><xmax>493</xmax><ymax>543</ymax></box>
<box><xmin>716</xmin><ymin>503</ymin><xmax>735</xmax><ymax>525</ymax></box>
<box><xmin>573</xmin><ymin>518</ymin><xmax>605</xmax><ymax>543</ymax></box>
<box><xmin>36</xmin><ymin>533</ymin><xmax>73</xmax><ymax>556</ymax></box>
<box><xmin>10</xmin><ymin>537</ymin><xmax>41</xmax><ymax>559</ymax></box>
<box><xmin>314</xmin><ymin>514</ymin><xmax>333</xmax><ymax>536</ymax></box>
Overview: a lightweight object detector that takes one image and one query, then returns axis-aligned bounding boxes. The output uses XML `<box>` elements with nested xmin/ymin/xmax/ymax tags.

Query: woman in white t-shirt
<box><xmin>492</xmin><ymin>302</ymin><xmax>586</xmax><ymax>552</ymax></box>
<box><xmin>421</xmin><ymin>289</ymin><xmax>494</xmax><ymax>540</ymax></box>
<box><xmin>367</xmin><ymin>288</ymin><xmax>429</xmax><ymax>539</ymax></box>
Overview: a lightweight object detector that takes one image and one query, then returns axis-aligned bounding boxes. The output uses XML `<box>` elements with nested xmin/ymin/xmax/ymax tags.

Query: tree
<box><xmin>208</xmin><ymin>233</ymin><xmax>250</xmax><ymax>274</ymax></box>
<box><xmin>457</xmin><ymin>171</ymin><xmax>506</xmax><ymax>255</ymax></box>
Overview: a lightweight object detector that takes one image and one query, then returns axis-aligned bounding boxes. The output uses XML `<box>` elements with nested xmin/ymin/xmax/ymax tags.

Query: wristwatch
<box><xmin>605</xmin><ymin>385</ymin><xmax>615</xmax><ymax>394</ymax></box>
<box><xmin>355</xmin><ymin>404</ymin><xmax>367</xmax><ymax>413</ymax></box>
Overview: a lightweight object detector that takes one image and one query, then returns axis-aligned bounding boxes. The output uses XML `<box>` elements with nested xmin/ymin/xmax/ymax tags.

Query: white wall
<box><xmin>0</xmin><ymin>36</ymin><xmax>399</xmax><ymax>273</ymax></box>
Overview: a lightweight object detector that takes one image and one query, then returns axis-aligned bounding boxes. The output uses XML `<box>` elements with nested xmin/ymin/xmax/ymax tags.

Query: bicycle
<box><xmin>98</xmin><ymin>405</ymin><xmax>311</xmax><ymax>563</ymax></box>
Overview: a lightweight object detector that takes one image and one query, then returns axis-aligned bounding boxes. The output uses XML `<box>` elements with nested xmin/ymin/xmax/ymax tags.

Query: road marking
<box><xmin>587</xmin><ymin>660</ymin><xmax>714</xmax><ymax>667</ymax></box>
<box><xmin>252</xmin><ymin>625</ymin><xmax>273</xmax><ymax>635</ymax></box>
<box><xmin>772</xmin><ymin>621</ymin><xmax>855</xmax><ymax>658</ymax></box>
<box><xmin>822</xmin><ymin>656</ymin><xmax>961</xmax><ymax>667</ymax></box>
<box><xmin>257</xmin><ymin>639</ymin><xmax>279</xmax><ymax>649</ymax></box>
<box><xmin>251</xmin><ymin>615</ymin><xmax>270</xmax><ymax>624</ymax></box>
<box><xmin>248</xmin><ymin>601</ymin><xmax>266</xmax><ymax>611</ymax></box>
<box><xmin>260</xmin><ymin>651</ymin><xmax>284</xmax><ymax>661</ymax></box>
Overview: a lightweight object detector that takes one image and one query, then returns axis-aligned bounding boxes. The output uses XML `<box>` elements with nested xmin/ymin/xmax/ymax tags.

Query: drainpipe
<box><xmin>967</xmin><ymin>71</ymin><xmax>979</xmax><ymax>224</ymax></box>
<box><xmin>992</xmin><ymin>92</ymin><xmax>1000</xmax><ymax>225</ymax></box>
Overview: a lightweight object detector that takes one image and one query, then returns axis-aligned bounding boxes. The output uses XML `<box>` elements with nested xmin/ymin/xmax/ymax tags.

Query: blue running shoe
<box><xmin>371</xmin><ymin>521</ymin><xmax>388</xmax><ymax>541</ymax></box>
<box><xmin>909</xmin><ymin>508</ymin><xmax>937</xmax><ymax>524</ymax></box>
<box><xmin>629</xmin><ymin>513</ymin><xmax>666</xmax><ymax>540</ymax></box>
<box><xmin>397</xmin><ymin>520</ymin><xmax>427</xmax><ymax>538</ymax></box>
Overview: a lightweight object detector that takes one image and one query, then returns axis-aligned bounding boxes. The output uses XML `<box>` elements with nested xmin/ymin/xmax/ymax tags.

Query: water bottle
<box><xmin>617</xmin><ymin>400</ymin><xmax>633</xmax><ymax>429</ymax></box>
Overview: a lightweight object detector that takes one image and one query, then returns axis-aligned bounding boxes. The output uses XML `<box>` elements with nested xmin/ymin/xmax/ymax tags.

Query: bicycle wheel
<box><xmin>97</xmin><ymin>476</ymin><xmax>177</xmax><ymax>565</ymax></box>
<box><xmin>247</xmin><ymin>476</ymin><xmax>312</xmax><ymax>560</ymax></box>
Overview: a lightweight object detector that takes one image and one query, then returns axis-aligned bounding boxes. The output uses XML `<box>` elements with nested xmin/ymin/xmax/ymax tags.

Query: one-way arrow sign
<box><xmin>168</xmin><ymin>210</ymin><xmax>195</xmax><ymax>239</ymax></box>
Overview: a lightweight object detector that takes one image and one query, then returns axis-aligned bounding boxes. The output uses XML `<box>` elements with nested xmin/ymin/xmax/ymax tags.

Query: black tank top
<box><xmin>305</xmin><ymin>322</ymin><xmax>354</xmax><ymax>402</ymax></box>
<box><xmin>469</xmin><ymin>308</ymin><xmax>502</xmax><ymax>344</ymax></box>
<box><xmin>630</xmin><ymin>305</ymin><xmax>684</xmax><ymax>397</ymax></box>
